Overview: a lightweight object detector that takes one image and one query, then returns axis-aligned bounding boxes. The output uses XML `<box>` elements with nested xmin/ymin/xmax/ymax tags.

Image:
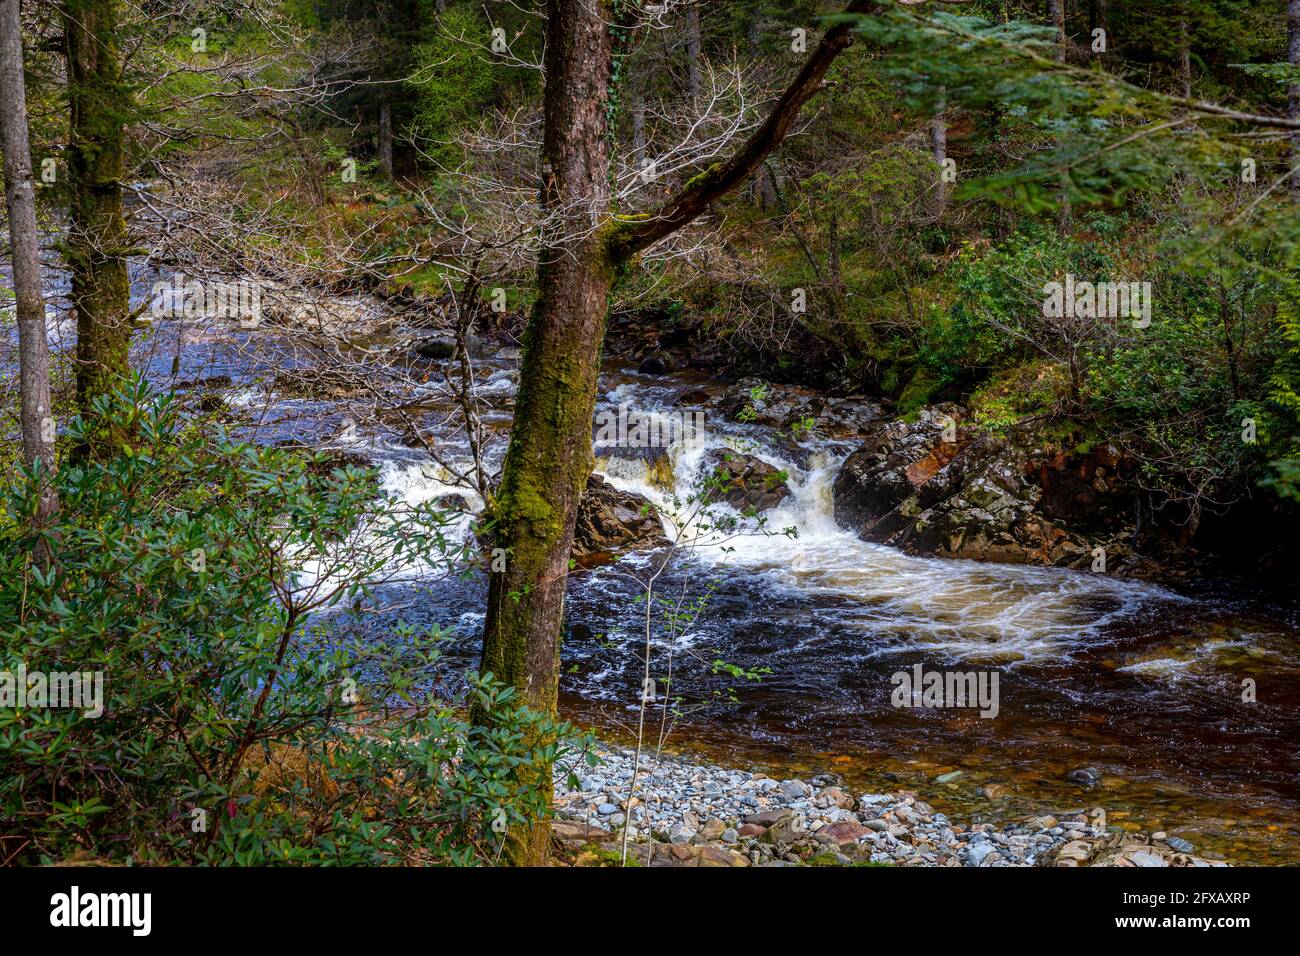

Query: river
<box><xmin>11</xmin><ymin>265</ymin><xmax>1300</xmax><ymax>864</ymax></box>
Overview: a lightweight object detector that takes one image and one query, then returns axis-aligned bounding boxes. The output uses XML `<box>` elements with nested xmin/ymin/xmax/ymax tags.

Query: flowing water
<box><xmin>9</xmin><ymin>269</ymin><xmax>1300</xmax><ymax>864</ymax></box>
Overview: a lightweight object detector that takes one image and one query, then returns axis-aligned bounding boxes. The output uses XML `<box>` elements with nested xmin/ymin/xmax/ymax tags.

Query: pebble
<box><xmin>553</xmin><ymin>743</ymin><xmax>1196</xmax><ymax>868</ymax></box>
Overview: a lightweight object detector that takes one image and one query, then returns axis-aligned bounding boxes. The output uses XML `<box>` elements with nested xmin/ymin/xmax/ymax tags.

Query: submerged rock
<box><xmin>1037</xmin><ymin>831</ymin><xmax>1226</xmax><ymax>868</ymax></box>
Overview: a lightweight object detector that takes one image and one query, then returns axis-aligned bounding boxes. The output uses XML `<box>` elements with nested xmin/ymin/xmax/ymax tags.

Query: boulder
<box><xmin>702</xmin><ymin>449</ymin><xmax>791</xmax><ymax>512</ymax></box>
<box><xmin>638</xmin><ymin>353</ymin><xmax>675</xmax><ymax>375</ymax></box>
<box><xmin>832</xmin><ymin>405</ymin><xmax>1095</xmax><ymax>567</ymax></box>
<box><xmin>572</xmin><ymin>474</ymin><xmax>669</xmax><ymax>558</ymax></box>
<box><xmin>759</xmin><ymin>811</ymin><xmax>806</xmax><ymax>846</ymax></box>
<box><xmin>814</xmin><ymin>821</ymin><xmax>869</xmax><ymax>848</ymax></box>
<box><xmin>719</xmin><ymin>377</ymin><xmax>881</xmax><ymax>437</ymax></box>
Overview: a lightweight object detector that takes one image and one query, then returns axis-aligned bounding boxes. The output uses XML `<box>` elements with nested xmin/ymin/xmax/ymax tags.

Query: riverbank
<box><xmin>551</xmin><ymin>743</ymin><xmax>1229</xmax><ymax>867</ymax></box>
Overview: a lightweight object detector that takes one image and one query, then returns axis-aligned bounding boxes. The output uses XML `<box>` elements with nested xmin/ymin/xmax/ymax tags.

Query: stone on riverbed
<box><xmin>551</xmin><ymin>742</ymin><xmax>1218</xmax><ymax>869</ymax></box>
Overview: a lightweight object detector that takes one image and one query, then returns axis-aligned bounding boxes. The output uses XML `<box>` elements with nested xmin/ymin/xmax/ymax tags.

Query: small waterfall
<box><xmin>592</xmin><ymin>383</ymin><xmax>1183</xmax><ymax>665</ymax></box>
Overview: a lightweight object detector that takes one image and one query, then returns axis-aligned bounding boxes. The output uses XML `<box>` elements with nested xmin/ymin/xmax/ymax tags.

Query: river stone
<box><xmin>571</xmin><ymin>474</ymin><xmax>669</xmax><ymax>558</ymax></box>
<box><xmin>816</xmin><ymin>821</ymin><xmax>869</xmax><ymax>848</ymax></box>
<box><xmin>699</xmin><ymin>818</ymin><xmax>726</xmax><ymax>841</ymax></box>
<box><xmin>831</xmin><ymin>404</ymin><xmax>1098</xmax><ymax>568</ymax></box>
<box><xmin>743</xmin><ymin>809</ymin><xmax>792</xmax><ymax>826</ymax></box>
<box><xmin>760</xmin><ymin>812</ymin><xmax>805</xmax><ymax>846</ymax></box>
<box><xmin>702</xmin><ymin>449</ymin><xmax>791</xmax><ymax>512</ymax></box>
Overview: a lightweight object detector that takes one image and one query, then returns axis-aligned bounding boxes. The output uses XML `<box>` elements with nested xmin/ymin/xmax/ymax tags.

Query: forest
<box><xmin>1</xmin><ymin>0</ymin><xmax>1299</xmax><ymax>880</ymax></box>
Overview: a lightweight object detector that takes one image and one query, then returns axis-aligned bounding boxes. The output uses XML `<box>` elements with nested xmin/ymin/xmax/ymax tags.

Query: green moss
<box><xmin>683</xmin><ymin>162</ymin><xmax>724</xmax><ymax>192</ymax></box>
<box><xmin>897</xmin><ymin>367</ymin><xmax>944</xmax><ymax>416</ymax></box>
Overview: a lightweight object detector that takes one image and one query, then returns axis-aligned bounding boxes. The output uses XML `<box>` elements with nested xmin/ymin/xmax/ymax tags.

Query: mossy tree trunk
<box><xmin>1</xmin><ymin>0</ymin><xmax>59</xmax><ymax>556</ymax></box>
<box><xmin>1289</xmin><ymin>0</ymin><xmax>1299</xmax><ymax>194</ymax></box>
<box><xmin>477</xmin><ymin>0</ymin><xmax>614</xmax><ymax>867</ymax></box>
<box><xmin>63</xmin><ymin>0</ymin><xmax>132</xmax><ymax>431</ymax></box>
<box><xmin>477</xmin><ymin>0</ymin><xmax>873</xmax><ymax>866</ymax></box>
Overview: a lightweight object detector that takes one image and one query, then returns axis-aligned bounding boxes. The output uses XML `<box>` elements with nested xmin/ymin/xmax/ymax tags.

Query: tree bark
<box><xmin>378</xmin><ymin>101</ymin><xmax>394</xmax><ymax>178</ymax></box>
<box><xmin>63</xmin><ymin>0</ymin><xmax>131</xmax><ymax>432</ymax></box>
<box><xmin>1052</xmin><ymin>0</ymin><xmax>1071</xmax><ymax>234</ymax></box>
<box><xmin>477</xmin><ymin>0</ymin><xmax>873</xmax><ymax>865</ymax></box>
<box><xmin>1</xmin><ymin>0</ymin><xmax>59</xmax><ymax>549</ymax></box>
<box><xmin>477</xmin><ymin>0</ymin><xmax>614</xmax><ymax>866</ymax></box>
<box><xmin>684</xmin><ymin>3</ymin><xmax>701</xmax><ymax>101</ymax></box>
<box><xmin>1289</xmin><ymin>0</ymin><xmax>1299</xmax><ymax>193</ymax></box>
<box><xmin>930</xmin><ymin>96</ymin><xmax>948</xmax><ymax>216</ymax></box>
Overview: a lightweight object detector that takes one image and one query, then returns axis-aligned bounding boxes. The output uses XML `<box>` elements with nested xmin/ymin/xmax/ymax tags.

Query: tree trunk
<box><xmin>930</xmin><ymin>96</ymin><xmax>948</xmax><ymax>216</ymax></box>
<box><xmin>630</xmin><ymin>73</ymin><xmax>646</xmax><ymax>172</ymax></box>
<box><xmin>475</xmin><ymin>0</ymin><xmax>873</xmax><ymax>866</ymax></box>
<box><xmin>684</xmin><ymin>3</ymin><xmax>701</xmax><ymax>101</ymax></box>
<box><xmin>1</xmin><ymin>0</ymin><xmax>59</xmax><ymax>550</ymax></box>
<box><xmin>378</xmin><ymin>102</ymin><xmax>394</xmax><ymax>178</ymax></box>
<box><xmin>1052</xmin><ymin>0</ymin><xmax>1071</xmax><ymax>234</ymax></box>
<box><xmin>63</xmin><ymin>0</ymin><xmax>131</xmax><ymax>432</ymax></box>
<box><xmin>1177</xmin><ymin>11</ymin><xmax>1192</xmax><ymax>99</ymax></box>
<box><xmin>1289</xmin><ymin>0</ymin><xmax>1299</xmax><ymax>193</ymax></box>
<box><xmin>1051</xmin><ymin>0</ymin><xmax>1067</xmax><ymax>54</ymax></box>
<box><xmin>749</xmin><ymin>161</ymin><xmax>777</xmax><ymax>211</ymax></box>
<box><xmin>477</xmin><ymin>0</ymin><xmax>614</xmax><ymax>867</ymax></box>
<box><xmin>1091</xmin><ymin>0</ymin><xmax>1109</xmax><ymax>65</ymax></box>
<box><xmin>747</xmin><ymin>9</ymin><xmax>762</xmax><ymax>58</ymax></box>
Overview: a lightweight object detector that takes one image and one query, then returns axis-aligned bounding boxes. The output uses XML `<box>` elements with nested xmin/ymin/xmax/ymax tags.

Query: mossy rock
<box><xmin>897</xmin><ymin>367</ymin><xmax>944</xmax><ymax>416</ymax></box>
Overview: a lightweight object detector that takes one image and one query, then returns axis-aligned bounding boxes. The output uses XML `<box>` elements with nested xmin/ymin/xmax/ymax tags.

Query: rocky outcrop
<box><xmin>832</xmin><ymin>405</ymin><xmax>1132</xmax><ymax>568</ymax></box>
<box><xmin>702</xmin><ymin>449</ymin><xmax>791</xmax><ymax>512</ymax></box>
<box><xmin>572</xmin><ymin>474</ymin><xmax>669</xmax><ymax>559</ymax></box>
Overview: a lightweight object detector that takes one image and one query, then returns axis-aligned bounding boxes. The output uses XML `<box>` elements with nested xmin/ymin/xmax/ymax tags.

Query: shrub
<box><xmin>0</xmin><ymin>380</ymin><xmax>588</xmax><ymax>865</ymax></box>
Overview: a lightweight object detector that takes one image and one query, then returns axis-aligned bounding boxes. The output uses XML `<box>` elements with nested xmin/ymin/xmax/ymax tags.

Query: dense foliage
<box><xmin>0</xmin><ymin>382</ymin><xmax>587</xmax><ymax>864</ymax></box>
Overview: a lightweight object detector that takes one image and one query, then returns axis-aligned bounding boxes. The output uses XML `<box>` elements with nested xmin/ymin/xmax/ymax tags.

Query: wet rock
<box><xmin>719</xmin><ymin>377</ymin><xmax>881</xmax><ymax>437</ymax></box>
<box><xmin>1037</xmin><ymin>832</ymin><xmax>1227</xmax><ymax>868</ymax></box>
<box><xmin>572</xmin><ymin>474</ymin><xmax>669</xmax><ymax>559</ymax></box>
<box><xmin>832</xmin><ymin>405</ymin><xmax>1094</xmax><ymax>568</ymax></box>
<box><xmin>431</xmin><ymin>493</ymin><xmax>474</xmax><ymax>513</ymax></box>
<box><xmin>411</xmin><ymin>329</ymin><xmax>485</xmax><ymax>360</ymax></box>
<box><xmin>702</xmin><ymin>449</ymin><xmax>791</xmax><ymax>512</ymax></box>
<box><xmin>674</xmin><ymin>388</ymin><xmax>714</xmax><ymax>407</ymax></box>
<box><xmin>638</xmin><ymin>353</ymin><xmax>675</xmax><ymax>375</ymax></box>
<box><xmin>412</xmin><ymin>337</ymin><xmax>456</xmax><ymax>359</ymax></box>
